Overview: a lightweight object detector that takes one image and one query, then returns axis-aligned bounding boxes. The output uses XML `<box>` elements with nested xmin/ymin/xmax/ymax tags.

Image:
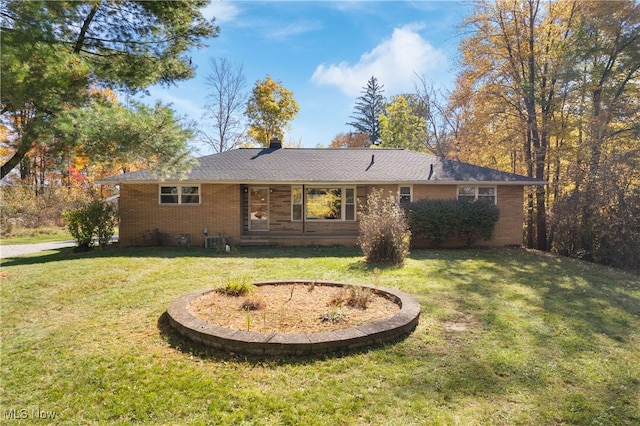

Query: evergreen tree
<box><xmin>1</xmin><ymin>0</ymin><xmax>217</xmax><ymax>179</ymax></box>
<box><xmin>346</xmin><ymin>76</ymin><xmax>386</xmax><ymax>145</ymax></box>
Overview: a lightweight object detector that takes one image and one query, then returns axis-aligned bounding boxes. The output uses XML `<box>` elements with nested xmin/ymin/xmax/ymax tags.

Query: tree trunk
<box><xmin>1</xmin><ymin>139</ymin><xmax>33</xmax><ymax>180</ymax></box>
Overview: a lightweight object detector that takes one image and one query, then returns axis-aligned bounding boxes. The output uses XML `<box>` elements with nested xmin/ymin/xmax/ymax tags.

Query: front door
<box><xmin>249</xmin><ymin>187</ymin><xmax>269</xmax><ymax>231</ymax></box>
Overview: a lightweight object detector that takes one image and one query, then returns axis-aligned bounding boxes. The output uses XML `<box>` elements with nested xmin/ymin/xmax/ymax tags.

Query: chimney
<box><xmin>269</xmin><ymin>137</ymin><xmax>282</xmax><ymax>149</ymax></box>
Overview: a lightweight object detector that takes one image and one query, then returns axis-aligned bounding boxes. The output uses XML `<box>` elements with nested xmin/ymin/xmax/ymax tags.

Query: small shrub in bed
<box><xmin>217</xmin><ymin>277</ymin><xmax>256</xmax><ymax>296</ymax></box>
<box><xmin>319</xmin><ymin>310</ymin><xmax>349</xmax><ymax>324</ymax></box>
<box><xmin>240</xmin><ymin>296</ymin><xmax>266</xmax><ymax>311</ymax></box>
<box><xmin>329</xmin><ymin>286</ymin><xmax>373</xmax><ymax>310</ymax></box>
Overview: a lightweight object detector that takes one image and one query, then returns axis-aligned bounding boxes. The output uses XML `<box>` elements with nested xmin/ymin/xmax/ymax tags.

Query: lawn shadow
<box><xmin>389</xmin><ymin>247</ymin><xmax>640</xmax><ymax>412</ymax></box>
<box><xmin>0</xmin><ymin>245</ymin><xmax>365</xmax><ymax>267</ymax></box>
<box><xmin>0</xmin><ymin>246</ymin><xmax>80</xmax><ymax>267</ymax></box>
<box><xmin>442</xmin><ymin>248</ymin><xmax>640</xmax><ymax>412</ymax></box>
<box><xmin>440</xmin><ymin>248</ymin><xmax>640</xmax><ymax>338</ymax></box>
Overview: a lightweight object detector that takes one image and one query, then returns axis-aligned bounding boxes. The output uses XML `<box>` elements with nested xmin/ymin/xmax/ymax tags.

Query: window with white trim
<box><xmin>291</xmin><ymin>186</ymin><xmax>356</xmax><ymax>221</ymax></box>
<box><xmin>399</xmin><ymin>186</ymin><xmax>412</xmax><ymax>204</ymax></box>
<box><xmin>159</xmin><ymin>185</ymin><xmax>200</xmax><ymax>205</ymax></box>
<box><xmin>457</xmin><ymin>186</ymin><xmax>496</xmax><ymax>204</ymax></box>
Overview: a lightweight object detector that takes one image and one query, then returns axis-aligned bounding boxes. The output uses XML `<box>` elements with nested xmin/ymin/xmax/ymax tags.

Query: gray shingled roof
<box><xmin>99</xmin><ymin>148</ymin><xmax>543</xmax><ymax>185</ymax></box>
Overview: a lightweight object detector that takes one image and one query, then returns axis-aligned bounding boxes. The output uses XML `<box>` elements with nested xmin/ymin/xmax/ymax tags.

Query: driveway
<box><xmin>0</xmin><ymin>241</ymin><xmax>77</xmax><ymax>258</ymax></box>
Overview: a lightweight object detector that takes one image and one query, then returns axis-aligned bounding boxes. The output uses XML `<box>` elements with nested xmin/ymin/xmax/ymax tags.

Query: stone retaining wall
<box><xmin>167</xmin><ymin>281</ymin><xmax>421</xmax><ymax>356</ymax></box>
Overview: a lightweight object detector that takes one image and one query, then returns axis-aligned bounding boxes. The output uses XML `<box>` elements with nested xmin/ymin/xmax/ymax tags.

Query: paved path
<box><xmin>0</xmin><ymin>241</ymin><xmax>76</xmax><ymax>258</ymax></box>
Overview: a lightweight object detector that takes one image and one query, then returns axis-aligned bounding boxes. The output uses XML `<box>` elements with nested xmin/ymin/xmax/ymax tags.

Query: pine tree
<box><xmin>346</xmin><ymin>76</ymin><xmax>386</xmax><ymax>145</ymax></box>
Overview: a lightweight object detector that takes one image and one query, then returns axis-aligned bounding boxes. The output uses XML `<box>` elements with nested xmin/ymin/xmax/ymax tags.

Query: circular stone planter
<box><xmin>167</xmin><ymin>280</ymin><xmax>421</xmax><ymax>356</ymax></box>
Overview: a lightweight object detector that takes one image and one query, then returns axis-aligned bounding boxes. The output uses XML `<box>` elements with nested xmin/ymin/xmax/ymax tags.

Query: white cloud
<box><xmin>264</xmin><ymin>20</ymin><xmax>323</xmax><ymax>41</ymax></box>
<box><xmin>311</xmin><ymin>23</ymin><xmax>448</xmax><ymax>97</ymax></box>
<box><xmin>201</xmin><ymin>1</ymin><xmax>240</xmax><ymax>24</ymax></box>
<box><xmin>144</xmin><ymin>89</ymin><xmax>203</xmax><ymax>123</ymax></box>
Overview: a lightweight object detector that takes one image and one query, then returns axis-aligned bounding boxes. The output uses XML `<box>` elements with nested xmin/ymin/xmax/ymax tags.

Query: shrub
<box><xmin>328</xmin><ymin>286</ymin><xmax>373</xmax><ymax>310</ymax></box>
<box><xmin>62</xmin><ymin>198</ymin><xmax>118</xmax><ymax>250</ymax></box>
<box><xmin>62</xmin><ymin>208</ymin><xmax>95</xmax><ymax>249</ymax></box>
<box><xmin>403</xmin><ymin>199</ymin><xmax>456</xmax><ymax>246</ymax></box>
<box><xmin>551</xmin><ymin>190</ymin><xmax>640</xmax><ymax>270</ymax></box>
<box><xmin>141</xmin><ymin>229</ymin><xmax>170</xmax><ymax>247</ymax></box>
<box><xmin>92</xmin><ymin>201</ymin><xmax>119</xmax><ymax>248</ymax></box>
<box><xmin>319</xmin><ymin>310</ymin><xmax>349</xmax><ymax>324</ymax></box>
<box><xmin>358</xmin><ymin>188</ymin><xmax>411</xmax><ymax>265</ymax></box>
<box><xmin>217</xmin><ymin>277</ymin><xmax>256</xmax><ymax>296</ymax></box>
<box><xmin>405</xmin><ymin>199</ymin><xmax>500</xmax><ymax>247</ymax></box>
<box><xmin>240</xmin><ymin>296</ymin><xmax>266</xmax><ymax>311</ymax></box>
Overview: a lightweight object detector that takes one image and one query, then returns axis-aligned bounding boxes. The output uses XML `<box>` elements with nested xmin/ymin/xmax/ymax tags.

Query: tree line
<box><xmin>341</xmin><ymin>1</ymin><xmax>639</xmax><ymax>269</ymax></box>
<box><xmin>1</xmin><ymin>0</ymin><xmax>299</xmax><ymax>191</ymax></box>
<box><xmin>453</xmin><ymin>0</ymin><xmax>639</xmax><ymax>268</ymax></box>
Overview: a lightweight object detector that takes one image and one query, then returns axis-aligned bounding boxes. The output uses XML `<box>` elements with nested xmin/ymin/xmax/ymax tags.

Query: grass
<box><xmin>1</xmin><ymin>246</ymin><xmax>639</xmax><ymax>425</ymax></box>
<box><xmin>0</xmin><ymin>226</ymin><xmax>73</xmax><ymax>245</ymax></box>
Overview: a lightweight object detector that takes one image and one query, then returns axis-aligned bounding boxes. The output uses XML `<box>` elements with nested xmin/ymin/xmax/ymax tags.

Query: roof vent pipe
<box><xmin>269</xmin><ymin>137</ymin><xmax>282</xmax><ymax>149</ymax></box>
<box><xmin>365</xmin><ymin>154</ymin><xmax>375</xmax><ymax>171</ymax></box>
<box><xmin>428</xmin><ymin>164</ymin><xmax>434</xmax><ymax>180</ymax></box>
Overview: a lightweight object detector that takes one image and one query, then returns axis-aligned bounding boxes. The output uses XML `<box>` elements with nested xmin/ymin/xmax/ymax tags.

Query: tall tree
<box><xmin>347</xmin><ymin>76</ymin><xmax>386</xmax><ymax>145</ymax></box>
<box><xmin>551</xmin><ymin>1</ymin><xmax>640</xmax><ymax>266</ymax></box>
<box><xmin>57</xmin><ymin>100</ymin><xmax>196</xmax><ymax>179</ymax></box>
<box><xmin>452</xmin><ymin>0</ymin><xmax>640</xmax><ymax>266</ymax></box>
<box><xmin>453</xmin><ymin>0</ymin><xmax>577</xmax><ymax>250</ymax></box>
<box><xmin>329</xmin><ymin>132</ymin><xmax>370</xmax><ymax>148</ymax></box>
<box><xmin>201</xmin><ymin>58</ymin><xmax>248</xmax><ymax>153</ymax></box>
<box><xmin>378</xmin><ymin>95</ymin><xmax>427</xmax><ymax>151</ymax></box>
<box><xmin>412</xmin><ymin>74</ymin><xmax>459</xmax><ymax>158</ymax></box>
<box><xmin>1</xmin><ymin>0</ymin><xmax>217</xmax><ymax>179</ymax></box>
<box><xmin>245</xmin><ymin>76</ymin><xmax>299</xmax><ymax>146</ymax></box>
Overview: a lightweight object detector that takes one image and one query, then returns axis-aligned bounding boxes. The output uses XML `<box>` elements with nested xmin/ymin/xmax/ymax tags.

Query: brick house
<box><xmin>99</xmin><ymin>143</ymin><xmax>543</xmax><ymax>248</ymax></box>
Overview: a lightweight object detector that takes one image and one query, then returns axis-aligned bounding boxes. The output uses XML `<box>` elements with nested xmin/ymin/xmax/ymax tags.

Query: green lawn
<box><xmin>0</xmin><ymin>227</ymin><xmax>73</xmax><ymax>245</ymax></box>
<box><xmin>1</xmin><ymin>246</ymin><xmax>639</xmax><ymax>425</ymax></box>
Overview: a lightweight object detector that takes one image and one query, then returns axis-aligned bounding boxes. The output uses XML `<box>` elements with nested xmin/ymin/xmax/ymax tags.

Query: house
<box><xmin>99</xmin><ymin>141</ymin><xmax>543</xmax><ymax>248</ymax></box>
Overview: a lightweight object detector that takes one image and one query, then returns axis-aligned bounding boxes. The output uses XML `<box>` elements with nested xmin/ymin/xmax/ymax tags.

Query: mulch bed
<box><xmin>188</xmin><ymin>283</ymin><xmax>400</xmax><ymax>334</ymax></box>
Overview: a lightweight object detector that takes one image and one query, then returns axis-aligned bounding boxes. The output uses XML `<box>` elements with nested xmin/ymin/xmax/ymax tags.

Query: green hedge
<box><xmin>404</xmin><ymin>199</ymin><xmax>500</xmax><ymax>247</ymax></box>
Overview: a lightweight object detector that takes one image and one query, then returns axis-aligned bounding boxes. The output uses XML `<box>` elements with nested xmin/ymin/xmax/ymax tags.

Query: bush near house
<box><xmin>358</xmin><ymin>188</ymin><xmax>410</xmax><ymax>265</ymax></box>
<box><xmin>405</xmin><ymin>198</ymin><xmax>500</xmax><ymax>247</ymax></box>
<box><xmin>62</xmin><ymin>199</ymin><xmax>118</xmax><ymax>250</ymax></box>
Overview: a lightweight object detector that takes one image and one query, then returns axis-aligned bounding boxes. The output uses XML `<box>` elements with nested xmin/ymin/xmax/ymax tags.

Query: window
<box><xmin>292</xmin><ymin>187</ymin><xmax>303</xmax><ymax>221</ymax></box>
<box><xmin>159</xmin><ymin>185</ymin><xmax>200</xmax><ymax>205</ymax></box>
<box><xmin>457</xmin><ymin>186</ymin><xmax>476</xmax><ymax>203</ymax></box>
<box><xmin>399</xmin><ymin>186</ymin><xmax>412</xmax><ymax>204</ymax></box>
<box><xmin>345</xmin><ymin>188</ymin><xmax>355</xmax><ymax>220</ymax></box>
<box><xmin>477</xmin><ymin>187</ymin><xmax>496</xmax><ymax>204</ymax></box>
<box><xmin>457</xmin><ymin>186</ymin><xmax>496</xmax><ymax>204</ymax></box>
<box><xmin>292</xmin><ymin>186</ymin><xmax>356</xmax><ymax>221</ymax></box>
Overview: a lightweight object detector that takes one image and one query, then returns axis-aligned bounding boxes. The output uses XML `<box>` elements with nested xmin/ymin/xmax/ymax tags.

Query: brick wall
<box><xmin>119</xmin><ymin>183</ymin><xmax>524</xmax><ymax>248</ymax></box>
<box><xmin>492</xmin><ymin>185</ymin><xmax>525</xmax><ymax>246</ymax></box>
<box><xmin>119</xmin><ymin>184</ymin><xmax>241</xmax><ymax>247</ymax></box>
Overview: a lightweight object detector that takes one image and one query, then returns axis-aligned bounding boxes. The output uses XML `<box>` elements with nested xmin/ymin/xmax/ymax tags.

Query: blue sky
<box><xmin>142</xmin><ymin>1</ymin><xmax>472</xmax><ymax>153</ymax></box>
